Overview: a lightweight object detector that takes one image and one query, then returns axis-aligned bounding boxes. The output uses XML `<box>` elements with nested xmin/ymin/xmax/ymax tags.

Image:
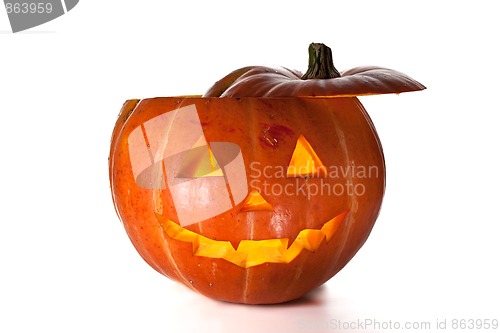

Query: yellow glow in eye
<box><xmin>176</xmin><ymin>144</ymin><xmax>224</xmax><ymax>178</ymax></box>
<box><xmin>287</xmin><ymin>135</ymin><xmax>325</xmax><ymax>177</ymax></box>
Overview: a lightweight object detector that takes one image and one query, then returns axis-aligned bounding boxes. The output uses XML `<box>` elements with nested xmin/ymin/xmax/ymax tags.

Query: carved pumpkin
<box><xmin>109</xmin><ymin>43</ymin><xmax>425</xmax><ymax>304</ymax></box>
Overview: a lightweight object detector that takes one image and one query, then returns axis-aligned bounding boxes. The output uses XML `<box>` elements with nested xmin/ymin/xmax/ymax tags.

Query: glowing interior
<box><xmin>287</xmin><ymin>135</ymin><xmax>325</xmax><ymax>177</ymax></box>
<box><xmin>240</xmin><ymin>189</ymin><xmax>273</xmax><ymax>212</ymax></box>
<box><xmin>156</xmin><ymin>209</ymin><xmax>348</xmax><ymax>268</ymax></box>
<box><xmin>176</xmin><ymin>143</ymin><xmax>223</xmax><ymax>178</ymax></box>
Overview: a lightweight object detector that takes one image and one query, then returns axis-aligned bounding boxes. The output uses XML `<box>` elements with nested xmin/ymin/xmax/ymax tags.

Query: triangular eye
<box><xmin>176</xmin><ymin>139</ymin><xmax>224</xmax><ymax>178</ymax></box>
<box><xmin>240</xmin><ymin>190</ymin><xmax>273</xmax><ymax>212</ymax></box>
<box><xmin>287</xmin><ymin>135</ymin><xmax>325</xmax><ymax>177</ymax></box>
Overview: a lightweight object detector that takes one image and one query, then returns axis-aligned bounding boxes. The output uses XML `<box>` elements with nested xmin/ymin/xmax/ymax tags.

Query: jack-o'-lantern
<box><xmin>109</xmin><ymin>43</ymin><xmax>425</xmax><ymax>304</ymax></box>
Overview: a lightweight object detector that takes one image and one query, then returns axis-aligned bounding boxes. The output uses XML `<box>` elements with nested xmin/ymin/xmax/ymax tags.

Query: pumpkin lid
<box><xmin>204</xmin><ymin>43</ymin><xmax>426</xmax><ymax>98</ymax></box>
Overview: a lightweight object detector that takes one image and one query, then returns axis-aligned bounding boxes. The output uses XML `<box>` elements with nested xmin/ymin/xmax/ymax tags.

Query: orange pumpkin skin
<box><xmin>110</xmin><ymin>96</ymin><xmax>386</xmax><ymax>304</ymax></box>
<box><xmin>109</xmin><ymin>43</ymin><xmax>425</xmax><ymax>304</ymax></box>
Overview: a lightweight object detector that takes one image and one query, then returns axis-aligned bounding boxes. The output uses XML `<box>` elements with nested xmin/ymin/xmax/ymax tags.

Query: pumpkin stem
<box><xmin>301</xmin><ymin>43</ymin><xmax>341</xmax><ymax>80</ymax></box>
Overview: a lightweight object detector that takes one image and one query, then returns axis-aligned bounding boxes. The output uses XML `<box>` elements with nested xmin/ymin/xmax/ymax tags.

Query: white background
<box><xmin>1</xmin><ymin>1</ymin><xmax>499</xmax><ymax>332</ymax></box>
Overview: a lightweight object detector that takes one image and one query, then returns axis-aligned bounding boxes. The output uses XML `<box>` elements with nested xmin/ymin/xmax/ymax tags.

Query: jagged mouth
<box><xmin>156</xmin><ymin>209</ymin><xmax>348</xmax><ymax>268</ymax></box>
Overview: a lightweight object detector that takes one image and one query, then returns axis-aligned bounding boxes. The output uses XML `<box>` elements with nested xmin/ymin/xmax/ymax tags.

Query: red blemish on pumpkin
<box><xmin>259</xmin><ymin>124</ymin><xmax>294</xmax><ymax>148</ymax></box>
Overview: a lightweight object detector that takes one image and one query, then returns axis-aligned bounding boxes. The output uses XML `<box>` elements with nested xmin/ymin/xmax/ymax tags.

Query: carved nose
<box><xmin>239</xmin><ymin>190</ymin><xmax>273</xmax><ymax>212</ymax></box>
